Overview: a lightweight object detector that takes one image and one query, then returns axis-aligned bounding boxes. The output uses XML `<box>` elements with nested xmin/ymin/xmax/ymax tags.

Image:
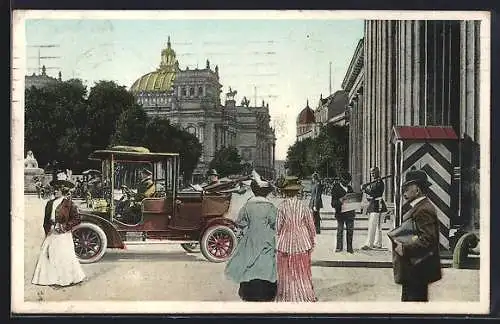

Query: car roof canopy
<box><xmin>89</xmin><ymin>146</ymin><xmax>179</xmax><ymax>162</ymax></box>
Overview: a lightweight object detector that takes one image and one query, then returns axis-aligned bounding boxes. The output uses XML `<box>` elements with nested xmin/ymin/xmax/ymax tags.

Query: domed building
<box><xmin>296</xmin><ymin>100</ymin><xmax>319</xmax><ymax>141</ymax></box>
<box><xmin>130</xmin><ymin>37</ymin><xmax>276</xmax><ymax>181</ymax></box>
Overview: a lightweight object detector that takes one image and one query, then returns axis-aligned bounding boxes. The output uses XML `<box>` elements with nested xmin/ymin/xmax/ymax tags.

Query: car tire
<box><xmin>200</xmin><ymin>225</ymin><xmax>237</xmax><ymax>263</ymax></box>
<box><xmin>72</xmin><ymin>222</ymin><xmax>108</xmax><ymax>264</ymax></box>
<box><xmin>181</xmin><ymin>243</ymin><xmax>200</xmax><ymax>253</ymax></box>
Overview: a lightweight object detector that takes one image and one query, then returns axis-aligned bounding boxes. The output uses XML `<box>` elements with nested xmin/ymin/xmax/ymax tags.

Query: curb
<box><xmin>311</xmin><ymin>260</ymin><xmax>453</xmax><ymax>268</ymax></box>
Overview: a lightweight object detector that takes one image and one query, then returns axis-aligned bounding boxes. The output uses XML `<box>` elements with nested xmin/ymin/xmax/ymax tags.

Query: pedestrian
<box><xmin>331</xmin><ymin>172</ymin><xmax>355</xmax><ymax>253</ymax></box>
<box><xmin>224</xmin><ymin>171</ymin><xmax>278</xmax><ymax>302</ymax></box>
<box><xmin>361</xmin><ymin>166</ymin><xmax>388</xmax><ymax>250</ymax></box>
<box><xmin>32</xmin><ymin>172</ymin><xmax>86</xmax><ymax>288</ymax></box>
<box><xmin>275</xmin><ymin>176</ymin><xmax>317</xmax><ymax>302</ymax></box>
<box><xmin>389</xmin><ymin>169</ymin><xmax>442</xmax><ymax>302</ymax></box>
<box><xmin>309</xmin><ymin>172</ymin><xmax>323</xmax><ymax>234</ymax></box>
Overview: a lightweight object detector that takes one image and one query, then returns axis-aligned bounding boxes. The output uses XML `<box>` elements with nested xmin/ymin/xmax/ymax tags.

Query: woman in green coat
<box><xmin>224</xmin><ymin>173</ymin><xmax>277</xmax><ymax>301</ymax></box>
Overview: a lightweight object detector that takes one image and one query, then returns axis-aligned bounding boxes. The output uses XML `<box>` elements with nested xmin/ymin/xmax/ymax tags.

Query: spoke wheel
<box><xmin>72</xmin><ymin>222</ymin><xmax>107</xmax><ymax>264</ymax></box>
<box><xmin>200</xmin><ymin>225</ymin><xmax>237</xmax><ymax>263</ymax></box>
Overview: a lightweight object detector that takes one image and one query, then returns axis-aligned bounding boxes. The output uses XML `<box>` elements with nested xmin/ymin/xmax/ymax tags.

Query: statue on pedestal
<box><xmin>24</xmin><ymin>150</ymin><xmax>45</xmax><ymax>194</ymax></box>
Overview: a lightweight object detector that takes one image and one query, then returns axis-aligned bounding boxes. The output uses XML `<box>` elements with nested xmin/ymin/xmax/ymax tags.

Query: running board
<box><xmin>123</xmin><ymin>240</ymin><xmax>199</xmax><ymax>245</ymax></box>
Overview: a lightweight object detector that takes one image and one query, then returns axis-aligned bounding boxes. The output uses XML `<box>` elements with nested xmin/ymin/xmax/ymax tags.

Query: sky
<box><xmin>24</xmin><ymin>14</ymin><xmax>364</xmax><ymax>160</ymax></box>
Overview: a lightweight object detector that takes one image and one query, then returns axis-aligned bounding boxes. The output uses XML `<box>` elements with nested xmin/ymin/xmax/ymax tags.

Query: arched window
<box><xmin>181</xmin><ymin>88</ymin><xmax>187</xmax><ymax>96</ymax></box>
<box><xmin>189</xmin><ymin>87</ymin><xmax>195</xmax><ymax>96</ymax></box>
<box><xmin>198</xmin><ymin>86</ymin><xmax>203</xmax><ymax>96</ymax></box>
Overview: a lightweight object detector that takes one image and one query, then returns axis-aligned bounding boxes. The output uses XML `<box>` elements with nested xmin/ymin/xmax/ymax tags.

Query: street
<box><xmin>22</xmin><ymin>194</ymin><xmax>479</xmax><ymax>303</ymax></box>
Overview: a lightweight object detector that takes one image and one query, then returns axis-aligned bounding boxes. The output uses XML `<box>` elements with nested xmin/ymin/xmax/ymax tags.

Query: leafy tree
<box><xmin>142</xmin><ymin>117</ymin><xmax>202</xmax><ymax>180</ymax></box>
<box><xmin>285</xmin><ymin>125</ymin><xmax>348</xmax><ymax>179</ymax></box>
<box><xmin>86</xmin><ymin>81</ymin><xmax>138</xmax><ymax>149</ymax></box>
<box><xmin>208</xmin><ymin>146</ymin><xmax>244</xmax><ymax>177</ymax></box>
<box><xmin>110</xmin><ymin>104</ymin><xmax>148</xmax><ymax>147</ymax></box>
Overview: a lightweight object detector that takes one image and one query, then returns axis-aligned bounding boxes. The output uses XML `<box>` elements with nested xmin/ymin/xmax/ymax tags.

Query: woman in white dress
<box><xmin>32</xmin><ymin>173</ymin><xmax>86</xmax><ymax>287</ymax></box>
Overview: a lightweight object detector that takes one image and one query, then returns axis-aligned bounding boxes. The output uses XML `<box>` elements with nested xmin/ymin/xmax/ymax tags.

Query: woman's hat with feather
<box><xmin>250</xmin><ymin>170</ymin><xmax>273</xmax><ymax>196</ymax></box>
<box><xmin>50</xmin><ymin>171</ymin><xmax>75</xmax><ymax>189</ymax></box>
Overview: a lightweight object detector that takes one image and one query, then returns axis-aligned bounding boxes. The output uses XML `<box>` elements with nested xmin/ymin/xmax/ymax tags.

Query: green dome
<box><xmin>130</xmin><ymin>36</ymin><xmax>179</xmax><ymax>93</ymax></box>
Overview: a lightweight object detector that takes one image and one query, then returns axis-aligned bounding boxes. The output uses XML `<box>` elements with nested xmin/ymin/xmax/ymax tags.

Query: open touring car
<box><xmin>72</xmin><ymin>146</ymin><xmax>245</xmax><ymax>264</ymax></box>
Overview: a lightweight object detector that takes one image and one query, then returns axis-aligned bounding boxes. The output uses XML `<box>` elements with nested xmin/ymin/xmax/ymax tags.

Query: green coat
<box><xmin>224</xmin><ymin>196</ymin><xmax>277</xmax><ymax>283</ymax></box>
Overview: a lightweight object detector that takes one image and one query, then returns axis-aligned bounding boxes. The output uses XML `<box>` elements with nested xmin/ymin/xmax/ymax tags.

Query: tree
<box><xmin>208</xmin><ymin>146</ymin><xmax>244</xmax><ymax>177</ymax></box>
<box><xmin>86</xmin><ymin>81</ymin><xmax>139</xmax><ymax>149</ymax></box>
<box><xmin>285</xmin><ymin>124</ymin><xmax>348</xmax><ymax>179</ymax></box>
<box><xmin>110</xmin><ymin>104</ymin><xmax>148</xmax><ymax>147</ymax></box>
<box><xmin>142</xmin><ymin>117</ymin><xmax>202</xmax><ymax>180</ymax></box>
<box><xmin>25</xmin><ymin>79</ymin><xmax>93</xmax><ymax>172</ymax></box>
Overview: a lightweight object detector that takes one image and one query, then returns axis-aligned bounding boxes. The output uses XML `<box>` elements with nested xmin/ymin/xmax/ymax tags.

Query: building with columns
<box><xmin>130</xmin><ymin>37</ymin><xmax>276</xmax><ymax>181</ymax></box>
<box><xmin>343</xmin><ymin>20</ymin><xmax>481</xmax><ymax>227</ymax></box>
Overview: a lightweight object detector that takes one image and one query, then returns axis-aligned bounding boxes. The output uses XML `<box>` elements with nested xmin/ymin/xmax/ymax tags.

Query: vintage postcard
<box><xmin>11</xmin><ymin>10</ymin><xmax>491</xmax><ymax>314</ymax></box>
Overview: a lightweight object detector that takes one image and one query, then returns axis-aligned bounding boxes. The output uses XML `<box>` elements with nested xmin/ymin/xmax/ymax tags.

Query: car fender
<box><xmin>79</xmin><ymin>212</ymin><xmax>125</xmax><ymax>248</ymax></box>
<box><xmin>201</xmin><ymin>217</ymin><xmax>237</xmax><ymax>237</ymax></box>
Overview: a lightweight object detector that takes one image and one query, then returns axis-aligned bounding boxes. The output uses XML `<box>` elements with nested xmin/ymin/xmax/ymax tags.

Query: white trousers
<box><xmin>365</xmin><ymin>212</ymin><xmax>383</xmax><ymax>247</ymax></box>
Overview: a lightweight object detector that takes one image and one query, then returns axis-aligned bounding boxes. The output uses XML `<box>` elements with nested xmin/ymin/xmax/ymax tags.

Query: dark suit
<box><xmin>331</xmin><ymin>182</ymin><xmax>355</xmax><ymax>252</ymax></box>
<box><xmin>392</xmin><ymin>197</ymin><xmax>442</xmax><ymax>301</ymax></box>
<box><xmin>44</xmin><ymin>198</ymin><xmax>81</xmax><ymax>235</ymax></box>
<box><xmin>309</xmin><ymin>181</ymin><xmax>323</xmax><ymax>234</ymax></box>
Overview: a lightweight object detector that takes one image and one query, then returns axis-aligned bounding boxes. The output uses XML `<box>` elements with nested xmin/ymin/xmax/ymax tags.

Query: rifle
<box><xmin>361</xmin><ymin>174</ymin><xmax>393</xmax><ymax>191</ymax></box>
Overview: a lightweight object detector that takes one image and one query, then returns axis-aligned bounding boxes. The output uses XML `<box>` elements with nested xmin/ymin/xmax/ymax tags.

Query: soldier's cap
<box><xmin>141</xmin><ymin>168</ymin><xmax>152</xmax><ymax>176</ymax></box>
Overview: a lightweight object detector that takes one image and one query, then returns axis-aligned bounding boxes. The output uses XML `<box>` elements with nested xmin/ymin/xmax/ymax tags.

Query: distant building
<box><xmin>296</xmin><ymin>100</ymin><xmax>319</xmax><ymax>141</ymax></box>
<box><xmin>25</xmin><ymin>65</ymin><xmax>62</xmax><ymax>89</ymax></box>
<box><xmin>315</xmin><ymin>90</ymin><xmax>349</xmax><ymax>126</ymax></box>
<box><xmin>130</xmin><ymin>37</ymin><xmax>276</xmax><ymax>181</ymax></box>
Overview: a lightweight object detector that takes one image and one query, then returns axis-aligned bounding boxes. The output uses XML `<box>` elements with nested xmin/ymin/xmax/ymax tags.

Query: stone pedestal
<box><xmin>24</xmin><ymin>168</ymin><xmax>45</xmax><ymax>193</ymax></box>
<box><xmin>24</xmin><ymin>150</ymin><xmax>45</xmax><ymax>194</ymax></box>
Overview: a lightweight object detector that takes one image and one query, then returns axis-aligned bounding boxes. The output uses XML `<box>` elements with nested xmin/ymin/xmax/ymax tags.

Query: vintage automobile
<box><xmin>72</xmin><ymin>146</ymin><xmax>246</xmax><ymax>264</ymax></box>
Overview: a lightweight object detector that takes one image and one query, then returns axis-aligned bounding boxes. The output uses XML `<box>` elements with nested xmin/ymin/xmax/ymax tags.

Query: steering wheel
<box><xmin>121</xmin><ymin>185</ymin><xmax>135</xmax><ymax>199</ymax></box>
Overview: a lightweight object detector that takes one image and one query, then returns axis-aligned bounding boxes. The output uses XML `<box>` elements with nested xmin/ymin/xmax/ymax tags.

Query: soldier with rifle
<box><xmin>361</xmin><ymin>166</ymin><xmax>389</xmax><ymax>250</ymax></box>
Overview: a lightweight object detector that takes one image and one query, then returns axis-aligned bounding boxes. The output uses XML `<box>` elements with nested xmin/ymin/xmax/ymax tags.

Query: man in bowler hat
<box><xmin>391</xmin><ymin>169</ymin><xmax>442</xmax><ymax>302</ymax></box>
<box><xmin>309</xmin><ymin>172</ymin><xmax>323</xmax><ymax>234</ymax></box>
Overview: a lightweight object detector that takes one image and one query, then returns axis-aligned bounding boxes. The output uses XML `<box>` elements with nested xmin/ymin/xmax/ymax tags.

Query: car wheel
<box><xmin>72</xmin><ymin>222</ymin><xmax>107</xmax><ymax>264</ymax></box>
<box><xmin>200</xmin><ymin>225</ymin><xmax>237</xmax><ymax>263</ymax></box>
<box><xmin>181</xmin><ymin>243</ymin><xmax>200</xmax><ymax>253</ymax></box>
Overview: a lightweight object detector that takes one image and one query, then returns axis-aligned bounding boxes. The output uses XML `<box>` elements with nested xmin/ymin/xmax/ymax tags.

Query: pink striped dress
<box><xmin>276</xmin><ymin>197</ymin><xmax>318</xmax><ymax>302</ymax></box>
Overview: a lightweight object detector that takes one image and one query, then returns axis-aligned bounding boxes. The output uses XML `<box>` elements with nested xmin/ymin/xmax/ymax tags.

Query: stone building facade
<box><xmin>25</xmin><ymin>65</ymin><xmax>62</xmax><ymax>89</ymax></box>
<box><xmin>130</xmin><ymin>37</ymin><xmax>276</xmax><ymax>181</ymax></box>
<box><xmin>342</xmin><ymin>20</ymin><xmax>481</xmax><ymax>225</ymax></box>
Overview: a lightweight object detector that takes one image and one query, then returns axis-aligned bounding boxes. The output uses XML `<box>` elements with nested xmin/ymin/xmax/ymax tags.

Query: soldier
<box><xmin>361</xmin><ymin>166</ymin><xmax>388</xmax><ymax>250</ymax></box>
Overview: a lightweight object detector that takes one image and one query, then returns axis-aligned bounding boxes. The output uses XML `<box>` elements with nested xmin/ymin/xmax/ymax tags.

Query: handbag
<box><xmin>387</xmin><ymin>217</ymin><xmax>434</xmax><ymax>265</ymax></box>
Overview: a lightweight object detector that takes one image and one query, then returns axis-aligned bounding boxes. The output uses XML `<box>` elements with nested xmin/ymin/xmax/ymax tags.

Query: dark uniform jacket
<box><xmin>43</xmin><ymin>198</ymin><xmax>81</xmax><ymax>235</ymax></box>
<box><xmin>364</xmin><ymin>179</ymin><xmax>388</xmax><ymax>213</ymax></box>
<box><xmin>392</xmin><ymin>197</ymin><xmax>442</xmax><ymax>285</ymax></box>
<box><xmin>309</xmin><ymin>182</ymin><xmax>323</xmax><ymax>210</ymax></box>
<box><xmin>330</xmin><ymin>182</ymin><xmax>355</xmax><ymax>219</ymax></box>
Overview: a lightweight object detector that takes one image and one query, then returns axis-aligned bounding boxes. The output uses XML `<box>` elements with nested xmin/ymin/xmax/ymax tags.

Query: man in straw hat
<box><xmin>136</xmin><ymin>167</ymin><xmax>155</xmax><ymax>200</ymax></box>
<box><xmin>390</xmin><ymin>168</ymin><xmax>442</xmax><ymax>302</ymax></box>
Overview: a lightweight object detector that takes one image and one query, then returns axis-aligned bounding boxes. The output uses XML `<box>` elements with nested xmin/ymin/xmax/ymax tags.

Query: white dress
<box><xmin>32</xmin><ymin>197</ymin><xmax>86</xmax><ymax>286</ymax></box>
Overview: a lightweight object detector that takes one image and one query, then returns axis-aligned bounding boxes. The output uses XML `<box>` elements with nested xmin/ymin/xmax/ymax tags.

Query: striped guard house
<box><xmin>392</xmin><ymin>126</ymin><xmax>459</xmax><ymax>251</ymax></box>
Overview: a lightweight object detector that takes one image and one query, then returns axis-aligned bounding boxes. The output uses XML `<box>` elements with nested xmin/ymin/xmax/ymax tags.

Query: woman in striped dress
<box><xmin>276</xmin><ymin>177</ymin><xmax>318</xmax><ymax>302</ymax></box>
